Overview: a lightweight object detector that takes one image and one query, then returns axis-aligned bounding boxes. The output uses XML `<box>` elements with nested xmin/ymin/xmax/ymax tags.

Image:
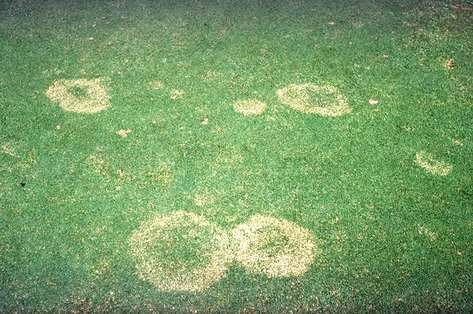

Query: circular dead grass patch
<box><xmin>276</xmin><ymin>83</ymin><xmax>351</xmax><ymax>117</ymax></box>
<box><xmin>129</xmin><ymin>211</ymin><xmax>233</xmax><ymax>292</ymax></box>
<box><xmin>415</xmin><ymin>151</ymin><xmax>452</xmax><ymax>176</ymax></box>
<box><xmin>45</xmin><ymin>78</ymin><xmax>110</xmax><ymax>113</ymax></box>
<box><xmin>232</xmin><ymin>215</ymin><xmax>316</xmax><ymax>278</ymax></box>
<box><xmin>233</xmin><ymin>99</ymin><xmax>267</xmax><ymax>116</ymax></box>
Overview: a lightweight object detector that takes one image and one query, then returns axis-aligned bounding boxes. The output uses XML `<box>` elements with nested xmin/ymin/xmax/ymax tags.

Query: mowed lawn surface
<box><xmin>1</xmin><ymin>0</ymin><xmax>473</xmax><ymax>311</ymax></box>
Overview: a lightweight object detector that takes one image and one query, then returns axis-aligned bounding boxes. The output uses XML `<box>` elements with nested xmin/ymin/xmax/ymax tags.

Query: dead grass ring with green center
<box><xmin>232</xmin><ymin>215</ymin><xmax>316</xmax><ymax>278</ymax></box>
<box><xmin>233</xmin><ymin>99</ymin><xmax>267</xmax><ymax>116</ymax></box>
<box><xmin>45</xmin><ymin>78</ymin><xmax>110</xmax><ymax>113</ymax></box>
<box><xmin>129</xmin><ymin>211</ymin><xmax>233</xmax><ymax>292</ymax></box>
<box><xmin>276</xmin><ymin>83</ymin><xmax>351</xmax><ymax>117</ymax></box>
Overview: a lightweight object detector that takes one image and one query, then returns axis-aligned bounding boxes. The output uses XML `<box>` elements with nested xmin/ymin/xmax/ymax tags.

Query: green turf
<box><xmin>1</xmin><ymin>0</ymin><xmax>473</xmax><ymax>311</ymax></box>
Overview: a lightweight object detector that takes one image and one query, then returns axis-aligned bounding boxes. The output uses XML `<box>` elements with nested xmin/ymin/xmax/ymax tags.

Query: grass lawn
<box><xmin>1</xmin><ymin>0</ymin><xmax>473</xmax><ymax>312</ymax></box>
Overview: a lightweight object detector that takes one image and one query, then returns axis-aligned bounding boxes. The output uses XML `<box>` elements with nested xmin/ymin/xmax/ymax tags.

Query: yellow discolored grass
<box><xmin>415</xmin><ymin>151</ymin><xmax>452</xmax><ymax>176</ymax></box>
<box><xmin>232</xmin><ymin>215</ymin><xmax>316</xmax><ymax>278</ymax></box>
<box><xmin>233</xmin><ymin>99</ymin><xmax>267</xmax><ymax>116</ymax></box>
<box><xmin>129</xmin><ymin>211</ymin><xmax>233</xmax><ymax>292</ymax></box>
<box><xmin>45</xmin><ymin>78</ymin><xmax>110</xmax><ymax>113</ymax></box>
<box><xmin>276</xmin><ymin>83</ymin><xmax>351</xmax><ymax>117</ymax></box>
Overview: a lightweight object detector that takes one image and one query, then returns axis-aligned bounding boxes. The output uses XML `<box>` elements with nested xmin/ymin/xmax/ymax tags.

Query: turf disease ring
<box><xmin>129</xmin><ymin>211</ymin><xmax>233</xmax><ymax>292</ymax></box>
<box><xmin>232</xmin><ymin>215</ymin><xmax>316</xmax><ymax>278</ymax></box>
<box><xmin>45</xmin><ymin>78</ymin><xmax>110</xmax><ymax>113</ymax></box>
<box><xmin>276</xmin><ymin>83</ymin><xmax>351</xmax><ymax>117</ymax></box>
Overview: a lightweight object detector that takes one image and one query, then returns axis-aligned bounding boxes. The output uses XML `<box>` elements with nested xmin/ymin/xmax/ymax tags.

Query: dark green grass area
<box><xmin>1</xmin><ymin>0</ymin><xmax>473</xmax><ymax>312</ymax></box>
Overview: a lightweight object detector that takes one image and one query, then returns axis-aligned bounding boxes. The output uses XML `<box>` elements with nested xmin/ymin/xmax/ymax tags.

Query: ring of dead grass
<box><xmin>276</xmin><ymin>83</ymin><xmax>351</xmax><ymax>117</ymax></box>
<box><xmin>415</xmin><ymin>151</ymin><xmax>452</xmax><ymax>176</ymax></box>
<box><xmin>233</xmin><ymin>99</ymin><xmax>267</xmax><ymax>116</ymax></box>
<box><xmin>45</xmin><ymin>78</ymin><xmax>110</xmax><ymax>113</ymax></box>
<box><xmin>129</xmin><ymin>211</ymin><xmax>233</xmax><ymax>292</ymax></box>
<box><xmin>232</xmin><ymin>215</ymin><xmax>316</xmax><ymax>278</ymax></box>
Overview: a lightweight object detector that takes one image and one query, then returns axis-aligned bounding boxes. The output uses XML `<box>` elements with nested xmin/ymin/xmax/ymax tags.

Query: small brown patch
<box><xmin>170</xmin><ymin>89</ymin><xmax>185</xmax><ymax>100</ymax></box>
<box><xmin>116</xmin><ymin>129</ymin><xmax>132</xmax><ymax>138</ymax></box>
<box><xmin>233</xmin><ymin>99</ymin><xmax>267</xmax><ymax>116</ymax></box>
<box><xmin>45</xmin><ymin>78</ymin><xmax>110</xmax><ymax>113</ymax></box>
<box><xmin>415</xmin><ymin>151</ymin><xmax>452</xmax><ymax>176</ymax></box>
<box><xmin>276</xmin><ymin>83</ymin><xmax>351</xmax><ymax>117</ymax></box>
<box><xmin>232</xmin><ymin>215</ymin><xmax>316</xmax><ymax>278</ymax></box>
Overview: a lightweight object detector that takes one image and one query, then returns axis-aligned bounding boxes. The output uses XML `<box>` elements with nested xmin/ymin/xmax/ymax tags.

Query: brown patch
<box><xmin>45</xmin><ymin>78</ymin><xmax>110</xmax><ymax>113</ymax></box>
<box><xmin>444</xmin><ymin>59</ymin><xmax>455</xmax><ymax>70</ymax></box>
<box><xmin>368</xmin><ymin>99</ymin><xmax>379</xmax><ymax>105</ymax></box>
<box><xmin>417</xmin><ymin>225</ymin><xmax>438</xmax><ymax>241</ymax></box>
<box><xmin>129</xmin><ymin>211</ymin><xmax>233</xmax><ymax>292</ymax></box>
<box><xmin>202</xmin><ymin>70</ymin><xmax>221</xmax><ymax>82</ymax></box>
<box><xmin>452</xmin><ymin>138</ymin><xmax>463</xmax><ymax>146</ymax></box>
<box><xmin>87</xmin><ymin>154</ymin><xmax>110</xmax><ymax>178</ymax></box>
<box><xmin>232</xmin><ymin>215</ymin><xmax>316</xmax><ymax>278</ymax></box>
<box><xmin>452</xmin><ymin>3</ymin><xmax>472</xmax><ymax>12</ymax></box>
<box><xmin>233</xmin><ymin>99</ymin><xmax>267</xmax><ymax>116</ymax></box>
<box><xmin>141</xmin><ymin>164</ymin><xmax>174</xmax><ymax>189</ymax></box>
<box><xmin>116</xmin><ymin>129</ymin><xmax>132</xmax><ymax>138</ymax></box>
<box><xmin>2</xmin><ymin>143</ymin><xmax>18</xmax><ymax>158</ymax></box>
<box><xmin>170</xmin><ymin>89</ymin><xmax>185</xmax><ymax>100</ymax></box>
<box><xmin>194</xmin><ymin>192</ymin><xmax>216</xmax><ymax>207</ymax></box>
<box><xmin>201</xmin><ymin>117</ymin><xmax>209</xmax><ymax>125</ymax></box>
<box><xmin>276</xmin><ymin>83</ymin><xmax>351</xmax><ymax>117</ymax></box>
<box><xmin>415</xmin><ymin>151</ymin><xmax>452</xmax><ymax>176</ymax></box>
<box><xmin>150</xmin><ymin>80</ymin><xmax>163</xmax><ymax>90</ymax></box>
